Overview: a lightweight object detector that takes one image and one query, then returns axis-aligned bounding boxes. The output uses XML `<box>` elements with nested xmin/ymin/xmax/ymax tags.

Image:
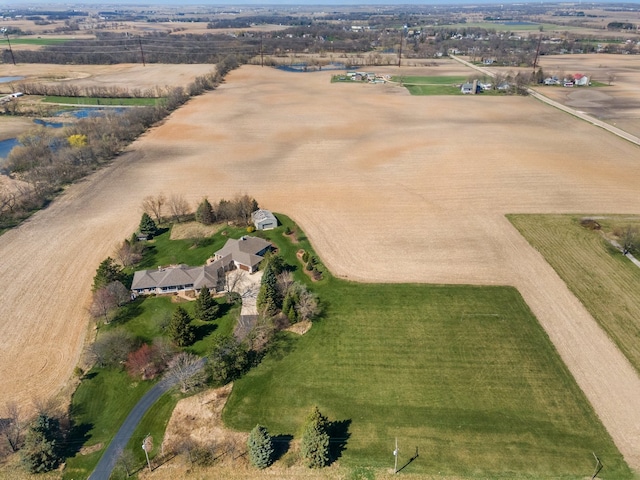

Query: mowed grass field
<box><xmin>509</xmin><ymin>214</ymin><xmax>640</xmax><ymax>375</ymax></box>
<box><xmin>43</xmin><ymin>95</ymin><xmax>161</xmax><ymax>106</ymax></box>
<box><xmin>224</xmin><ymin>281</ymin><xmax>629</xmax><ymax>478</ymax></box>
<box><xmin>393</xmin><ymin>75</ymin><xmax>468</xmax><ymax>95</ymax></box>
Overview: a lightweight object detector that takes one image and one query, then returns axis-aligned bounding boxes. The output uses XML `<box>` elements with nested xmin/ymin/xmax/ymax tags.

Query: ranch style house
<box><xmin>131</xmin><ymin>235</ymin><xmax>272</xmax><ymax>295</ymax></box>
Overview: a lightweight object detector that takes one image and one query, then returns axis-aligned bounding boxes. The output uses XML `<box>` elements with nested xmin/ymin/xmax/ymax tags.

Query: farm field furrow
<box><xmin>1</xmin><ymin>61</ymin><xmax>640</xmax><ymax>470</ymax></box>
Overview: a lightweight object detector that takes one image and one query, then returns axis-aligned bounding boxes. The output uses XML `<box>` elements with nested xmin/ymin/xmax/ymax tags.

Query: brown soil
<box><xmin>1</xmin><ymin>59</ymin><xmax>640</xmax><ymax>469</ymax></box>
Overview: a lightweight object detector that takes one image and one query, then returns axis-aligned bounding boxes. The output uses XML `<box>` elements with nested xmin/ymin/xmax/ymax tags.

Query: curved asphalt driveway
<box><xmin>88</xmin><ymin>378</ymin><xmax>175</xmax><ymax>480</ymax></box>
<box><xmin>88</xmin><ymin>357</ymin><xmax>205</xmax><ymax>480</ymax></box>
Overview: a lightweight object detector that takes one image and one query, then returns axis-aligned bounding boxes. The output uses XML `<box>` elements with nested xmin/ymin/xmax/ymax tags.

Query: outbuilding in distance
<box><xmin>252</xmin><ymin>209</ymin><xmax>278</xmax><ymax>230</ymax></box>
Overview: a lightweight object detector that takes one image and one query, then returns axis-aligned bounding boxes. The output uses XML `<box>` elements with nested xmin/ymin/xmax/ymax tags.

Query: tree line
<box><xmin>0</xmin><ymin>54</ymin><xmax>244</xmax><ymax>232</ymax></box>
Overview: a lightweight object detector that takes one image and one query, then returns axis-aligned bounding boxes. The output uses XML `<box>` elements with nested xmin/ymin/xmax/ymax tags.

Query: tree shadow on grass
<box><xmin>62</xmin><ymin>421</ymin><xmax>93</xmax><ymax>459</ymax></box>
<box><xmin>328</xmin><ymin>419</ymin><xmax>351</xmax><ymax>464</ymax></box>
<box><xmin>110</xmin><ymin>300</ymin><xmax>143</xmax><ymax>326</ymax></box>
<box><xmin>194</xmin><ymin>322</ymin><xmax>217</xmax><ymax>342</ymax></box>
<box><xmin>271</xmin><ymin>434</ymin><xmax>293</xmax><ymax>462</ymax></box>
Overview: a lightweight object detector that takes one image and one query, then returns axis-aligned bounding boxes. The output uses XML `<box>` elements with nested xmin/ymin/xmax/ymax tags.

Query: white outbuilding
<box><xmin>251</xmin><ymin>209</ymin><xmax>278</xmax><ymax>230</ymax></box>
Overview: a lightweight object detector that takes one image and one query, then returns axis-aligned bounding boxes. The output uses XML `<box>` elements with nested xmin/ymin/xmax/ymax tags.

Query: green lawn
<box><xmin>393</xmin><ymin>76</ymin><xmax>468</xmax><ymax>86</ymax></box>
<box><xmin>42</xmin><ymin>96</ymin><xmax>160</xmax><ymax>106</ymax></box>
<box><xmin>223</xmin><ymin>280</ymin><xmax>629</xmax><ymax>478</ymax></box>
<box><xmin>509</xmin><ymin>214</ymin><xmax>640</xmax><ymax>375</ymax></box>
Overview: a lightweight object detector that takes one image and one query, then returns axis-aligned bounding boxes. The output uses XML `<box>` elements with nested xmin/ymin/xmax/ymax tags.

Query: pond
<box><xmin>0</xmin><ymin>76</ymin><xmax>24</xmax><ymax>83</ymax></box>
<box><xmin>1</xmin><ymin>107</ymin><xmax>127</xmax><ymax>160</ymax></box>
<box><xmin>0</xmin><ymin>138</ymin><xmax>20</xmax><ymax>159</ymax></box>
<box><xmin>277</xmin><ymin>62</ymin><xmax>348</xmax><ymax>73</ymax></box>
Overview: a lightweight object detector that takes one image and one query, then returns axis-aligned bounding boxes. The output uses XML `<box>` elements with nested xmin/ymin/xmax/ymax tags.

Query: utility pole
<box><xmin>4</xmin><ymin>31</ymin><xmax>16</xmax><ymax>66</ymax></box>
<box><xmin>138</xmin><ymin>36</ymin><xmax>146</xmax><ymax>66</ymax></box>
<box><xmin>393</xmin><ymin>437</ymin><xmax>399</xmax><ymax>474</ymax></box>
<box><xmin>142</xmin><ymin>434</ymin><xmax>152</xmax><ymax>471</ymax></box>
<box><xmin>260</xmin><ymin>33</ymin><xmax>264</xmax><ymax>67</ymax></box>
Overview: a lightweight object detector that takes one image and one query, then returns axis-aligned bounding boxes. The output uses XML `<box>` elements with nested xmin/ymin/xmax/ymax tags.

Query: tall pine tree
<box><xmin>194</xmin><ymin>286</ymin><xmax>219</xmax><ymax>322</ymax></box>
<box><xmin>247</xmin><ymin>424</ymin><xmax>274</xmax><ymax>469</ymax></box>
<box><xmin>300</xmin><ymin>406</ymin><xmax>330</xmax><ymax>468</ymax></box>
<box><xmin>195</xmin><ymin>198</ymin><xmax>215</xmax><ymax>225</ymax></box>
<box><xmin>168</xmin><ymin>306</ymin><xmax>195</xmax><ymax>347</ymax></box>
<box><xmin>139</xmin><ymin>212</ymin><xmax>158</xmax><ymax>237</ymax></box>
<box><xmin>21</xmin><ymin>414</ymin><xmax>63</xmax><ymax>473</ymax></box>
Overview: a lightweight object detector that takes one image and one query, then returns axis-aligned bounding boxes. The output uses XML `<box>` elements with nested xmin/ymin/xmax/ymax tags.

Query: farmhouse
<box><xmin>131</xmin><ymin>235</ymin><xmax>273</xmax><ymax>294</ymax></box>
<box><xmin>252</xmin><ymin>209</ymin><xmax>278</xmax><ymax>230</ymax></box>
<box><xmin>461</xmin><ymin>80</ymin><xmax>481</xmax><ymax>94</ymax></box>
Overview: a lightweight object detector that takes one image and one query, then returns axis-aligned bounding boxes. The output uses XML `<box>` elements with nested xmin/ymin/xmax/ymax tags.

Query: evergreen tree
<box><xmin>194</xmin><ymin>286</ymin><xmax>219</xmax><ymax>322</ymax></box>
<box><xmin>300</xmin><ymin>406</ymin><xmax>330</xmax><ymax>468</ymax></box>
<box><xmin>168</xmin><ymin>306</ymin><xmax>195</xmax><ymax>347</ymax></box>
<box><xmin>92</xmin><ymin>257</ymin><xmax>125</xmax><ymax>291</ymax></box>
<box><xmin>139</xmin><ymin>212</ymin><xmax>158</xmax><ymax>237</ymax></box>
<box><xmin>195</xmin><ymin>198</ymin><xmax>215</xmax><ymax>225</ymax></box>
<box><xmin>247</xmin><ymin>424</ymin><xmax>274</xmax><ymax>469</ymax></box>
<box><xmin>256</xmin><ymin>263</ymin><xmax>280</xmax><ymax>316</ymax></box>
<box><xmin>20</xmin><ymin>414</ymin><xmax>63</xmax><ymax>473</ymax></box>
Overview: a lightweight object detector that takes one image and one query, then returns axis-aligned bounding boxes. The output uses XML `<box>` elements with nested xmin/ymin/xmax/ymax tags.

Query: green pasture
<box><xmin>224</xmin><ymin>279</ymin><xmax>629</xmax><ymax>478</ymax></box>
<box><xmin>10</xmin><ymin>38</ymin><xmax>72</xmax><ymax>45</ymax></box>
<box><xmin>42</xmin><ymin>96</ymin><xmax>160</xmax><ymax>106</ymax></box>
<box><xmin>509</xmin><ymin>214</ymin><xmax>640</xmax><ymax>375</ymax></box>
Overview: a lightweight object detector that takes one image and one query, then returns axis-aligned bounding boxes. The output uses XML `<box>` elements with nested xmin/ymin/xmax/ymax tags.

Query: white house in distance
<box><xmin>252</xmin><ymin>209</ymin><xmax>278</xmax><ymax>230</ymax></box>
<box><xmin>130</xmin><ymin>236</ymin><xmax>273</xmax><ymax>295</ymax></box>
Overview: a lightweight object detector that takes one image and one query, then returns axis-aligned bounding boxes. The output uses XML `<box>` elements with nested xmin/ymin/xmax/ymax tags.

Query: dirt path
<box><xmin>1</xmin><ymin>62</ymin><xmax>640</xmax><ymax>469</ymax></box>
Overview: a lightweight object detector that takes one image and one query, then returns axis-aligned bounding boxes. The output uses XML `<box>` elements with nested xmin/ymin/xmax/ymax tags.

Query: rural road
<box><xmin>88</xmin><ymin>358</ymin><xmax>205</xmax><ymax>480</ymax></box>
<box><xmin>450</xmin><ymin>55</ymin><xmax>640</xmax><ymax>147</ymax></box>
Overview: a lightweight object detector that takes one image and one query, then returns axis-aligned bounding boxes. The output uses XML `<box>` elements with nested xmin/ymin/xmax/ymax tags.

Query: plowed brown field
<box><xmin>1</xmin><ymin>61</ymin><xmax>639</xmax><ymax>469</ymax></box>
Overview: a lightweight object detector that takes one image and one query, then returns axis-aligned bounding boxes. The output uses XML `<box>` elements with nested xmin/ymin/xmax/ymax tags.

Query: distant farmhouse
<box><xmin>252</xmin><ymin>209</ymin><xmax>278</xmax><ymax>230</ymax></box>
<box><xmin>131</xmin><ymin>236</ymin><xmax>272</xmax><ymax>295</ymax></box>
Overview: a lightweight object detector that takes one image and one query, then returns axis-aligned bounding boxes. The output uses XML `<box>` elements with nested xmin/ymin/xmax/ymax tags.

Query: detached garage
<box><xmin>252</xmin><ymin>209</ymin><xmax>278</xmax><ymax>230</ymax></box>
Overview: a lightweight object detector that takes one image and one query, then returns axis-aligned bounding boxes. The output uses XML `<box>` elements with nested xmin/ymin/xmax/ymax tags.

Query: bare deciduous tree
<box><xmin>114</xmin><ymin>239</ymin><xmax>142</xmax><ymax>267</ymax></box>
<box><xmin>0</xmin><ymin>401</ymin><xmax>22</xmax><ymax>452</ymax></box>
<box><xmin>106</xmin><ymin>280</ymin><xmax>131</xmax><ymax>307</ymax></box>
<box><xmin>276</xmin><ymin>271</ymin><xmax>295</xmax><ymax>297</ymax></box>
<box><xmin>168</xmin><ymin>194</ymin><xmax>191</xmax><ymax>223</ymax></box>
<box><xmin>620</xmin><ymin>225</ymin><xmax>638</xmax><ymax>254</ymax></box>
<box><xmin>165</xmin><ymin>352</ymin><xmax>206</xmax><ymax>393</ymax></box>
<box><xmin>115</xmin><ymin>447</ymin><xmax>137</xmax><ymax>478</ymax></box>
<box><xmin>296</xmin><ymin>290</ymin><xmax>320</xmax><ymax>322</ymax></box>
<box><xmin>141</xmin><ymin>194</ymin><xmax>166</xmax><ymax>224</ymax></box>
<box><xmin>89</xmin><ymin>286</ymin><xmax>118</xmax><ymax>324</ymax></box>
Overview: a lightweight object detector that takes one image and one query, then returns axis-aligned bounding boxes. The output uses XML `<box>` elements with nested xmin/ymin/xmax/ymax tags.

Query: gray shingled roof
<box><xmin>131</xmin><ymin>257</ymin><xmax>230</xmax><ymax>292</ymax></box>
<box><xmin>214</xmin><ymin>236</ymin><xmax>272</xmax><ymax>270</ymax></box>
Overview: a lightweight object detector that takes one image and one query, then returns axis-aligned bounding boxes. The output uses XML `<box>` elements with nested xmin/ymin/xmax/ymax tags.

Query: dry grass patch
<box><xmin>169</xmin><ymin>221</ymin><xmax>223</xmax><ymax>240</ymax></box>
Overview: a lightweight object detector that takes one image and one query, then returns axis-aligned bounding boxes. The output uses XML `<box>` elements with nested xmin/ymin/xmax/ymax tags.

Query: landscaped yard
<box><xmin>223</xmin><ymin>280</ymin><xmax>629</xmax><ymax>478</ymax></box>
<box><xmin>509</xmin><ymin>214</ymin><xmax>640</xmax><ymax>375</ymax></box>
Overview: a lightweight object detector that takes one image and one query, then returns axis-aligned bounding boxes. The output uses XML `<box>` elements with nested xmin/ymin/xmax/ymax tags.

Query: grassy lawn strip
<box><xmin>508</xmin><ymin>214</ymin><xmax>640</xmax><ymax>374</ymax></box>
<box><xmin>123</xmin><ymin>392</ymin><xmax>181</xmax><ymax>473</ymax></box>
<box><xmin>224</xmin><ymin>280</ymin><xmax>629</xmax><ymax>478</ymax></box>
<box><xmin>393</xmin><ymin>75</ymin><xmax>468</xmax><ymax>86</ymax></box>
<box><xmin>11</xmin><ymin>38</ymin><xmax>72</xmax><ymax>45</ymax></box>
<box><xmin>42</xmin><ymin>95</ymin><xmax>161</xmax><ymax>106</ymax></box>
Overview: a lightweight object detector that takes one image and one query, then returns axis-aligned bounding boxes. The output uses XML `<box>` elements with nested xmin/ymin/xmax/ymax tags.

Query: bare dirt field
<box><xmin>1</xmin><ymin>59</ymin><xmax>640</xmax><ymax>471</ymax></box>
<box><xmin>0</xmin><ymin>63</ymin><xmax>216</xmax><ymax>93</ymax></box>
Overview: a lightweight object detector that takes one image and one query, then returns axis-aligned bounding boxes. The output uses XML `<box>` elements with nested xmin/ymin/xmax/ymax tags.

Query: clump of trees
<box><xmin>257</xmin><ymin>254</ymin><xmax>321</xmax><ymax>324</ymax></box>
